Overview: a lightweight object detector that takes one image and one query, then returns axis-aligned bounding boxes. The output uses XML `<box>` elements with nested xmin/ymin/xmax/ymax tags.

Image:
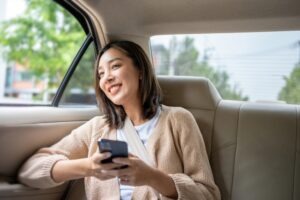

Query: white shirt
<box><xmin>117</xmin><ymin>109</ymin><xmax>161</xmax><ymax>200</ymax></box>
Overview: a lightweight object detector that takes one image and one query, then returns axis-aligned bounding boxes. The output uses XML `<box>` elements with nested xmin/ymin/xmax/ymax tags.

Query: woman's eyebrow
<box><xmin>98</xmin><ymin>57</ymin><xmax>122</xmax><ymax>70</ymax></box>
<box><xmin>107</xmin><ymin>57</ymin><xmax>122</xmax><ymax>64</ymax></box>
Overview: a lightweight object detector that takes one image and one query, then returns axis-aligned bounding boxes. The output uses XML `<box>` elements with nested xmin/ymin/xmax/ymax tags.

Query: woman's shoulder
<box><xmin>73</xmin><ymin>115</ymin><xmax>109</xmax><ymax>137</ymax></box>
<box><xmin>88</xmin><ymin>115</ymin><xmax>108</xmax><ymax>127</ymax></box>
<box><xmin>86</xmin><ymin>115</ymin><xmax>108</xmax><ymax>130</ymax></box>
<box><xmin>161</xmin><ymin>105</ymin><xmax>193</xmax><ymax>119</ymax></box>
<box><xmin>158</xmin><ymin>105</ymin><xmax>200</xmax><ymax>138</ymax></box>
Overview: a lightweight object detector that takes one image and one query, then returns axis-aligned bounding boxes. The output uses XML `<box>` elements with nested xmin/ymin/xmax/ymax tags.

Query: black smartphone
<box><xmin>98</xmin><ymin>139</ymin><xmax>128</xmax><ymax>166</ymax></box>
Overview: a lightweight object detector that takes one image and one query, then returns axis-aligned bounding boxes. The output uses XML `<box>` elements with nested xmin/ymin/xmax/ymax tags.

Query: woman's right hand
<box><xmin>52</xmin><ymin>151</ymin><xmax>124</xmax><ymax>183</ymax></box>
<box><xmin>86</xmin><ymin>152</ymin><xmax>124</xmax><ymax>181</ymax></box>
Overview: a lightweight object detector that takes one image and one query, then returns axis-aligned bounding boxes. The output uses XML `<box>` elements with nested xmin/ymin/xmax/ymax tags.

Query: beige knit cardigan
<box><xmin>18</xmin><ymin>105</ymin><xmax>220</xmax><ymax>200</ymax></box>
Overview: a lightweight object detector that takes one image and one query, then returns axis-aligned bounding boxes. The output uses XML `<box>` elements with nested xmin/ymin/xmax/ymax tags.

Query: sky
<box><xmin>2</xmin><ymin>0</ymin><xmax>26</xmax><ymax>20</ymax></box>
<box><xmin>151</xmin><ymin>31</ymin><xmax>300</xmax><ymax>102</ymax></box>
<box><xmin>0</xmin><ymin>0</ymin><xmax>26</xmax><ymax>98</ymax></box>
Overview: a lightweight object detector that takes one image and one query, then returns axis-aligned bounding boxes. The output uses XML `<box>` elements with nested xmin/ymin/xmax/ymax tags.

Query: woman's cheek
<box><xmin>99</xmin><ymin>80</ymin><xmax>105</xmax><ymax>91</ymax></box>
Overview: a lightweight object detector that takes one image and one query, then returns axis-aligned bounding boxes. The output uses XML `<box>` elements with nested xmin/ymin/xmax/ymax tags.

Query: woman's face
<box><xmin>98</xmin><ymin>48</ymin><xmax>141</xmax><ymax>106</ymax></box>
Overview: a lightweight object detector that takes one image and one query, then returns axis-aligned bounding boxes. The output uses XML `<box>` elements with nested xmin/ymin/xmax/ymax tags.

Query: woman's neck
<box><xmin>123</xmin><ymin>103</ymin><xmax>146</xmax><ymax>126</ymax></box>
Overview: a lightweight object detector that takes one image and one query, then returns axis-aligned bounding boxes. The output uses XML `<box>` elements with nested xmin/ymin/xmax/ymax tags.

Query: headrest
<box><xmin>157</xmin><ymin>76</ymin><xmax>221</xmax><ymax>110</ymax></box>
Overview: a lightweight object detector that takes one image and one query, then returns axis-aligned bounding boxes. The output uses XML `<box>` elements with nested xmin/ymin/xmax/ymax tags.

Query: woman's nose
<box><xmin>104</xmin><ymin>72</ymin><xmax>114</xmax><ymax>83</ymax></box>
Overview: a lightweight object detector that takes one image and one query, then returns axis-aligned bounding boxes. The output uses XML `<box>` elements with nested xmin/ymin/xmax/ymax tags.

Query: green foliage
<box><xmin>154</xmin><ymin>36</ymin><xmax>248</xmax><ymax>100</ymax></box>
<box><xmin>65</xmin><ymin>43</ymin><xmax>95</xmax><ymax>93</ymax></box>
<box><xmin>0</xmin><ymin>0</ymin><xmax>85</xmax><ymax>88</ymax></box>
<box><xmin>59</xmin><ymin>42</ymin><xmax>96</xmax><ymax>105</ymax></box>
<box><xmin>278</xmin><ymin>64</ymin><xmax>300</xmax><ymax>104</ymax></box>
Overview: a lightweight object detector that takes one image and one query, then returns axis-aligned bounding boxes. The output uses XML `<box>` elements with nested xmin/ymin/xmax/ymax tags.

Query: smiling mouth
<box><xmin>108</xmin><ymin>84</ymin><xmax>122</xmax><ymax>94</ymax></box>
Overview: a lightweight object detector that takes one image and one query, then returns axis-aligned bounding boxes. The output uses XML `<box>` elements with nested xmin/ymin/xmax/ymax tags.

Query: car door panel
<box><xmin>0</xmin><ymin>107</ymin><xmax>99</xmax><ymax>200</ymax></box>
<box><xmin>0</xmin><ymin>182</ymin><xmax>69</xmax><ymax>200</ymax></box>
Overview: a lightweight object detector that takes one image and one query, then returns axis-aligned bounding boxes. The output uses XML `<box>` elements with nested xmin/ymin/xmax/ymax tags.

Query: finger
<box><xmin>128</xmin><ymin>154</ymin><xmax>139</xmax><ymax>159</ymax></box>
<box><xmin>112</xmin><ymin>157</ymin><xmax>132</xmax><ymax>165</ymax></box>
<box><xmin>102</xmin><ymin>167</ymin><xmax>132</xmax><ymax>177</ymax></box>
<box><xmin>100</xmin><ymin>152</ymin><xmax>112</xmax><ymax>160</ymax></box>
<box><xmin>100</xmin><ymin>162</ymin><xmax>126</xmax><ymax>170</ymax></box>
<box><xmin>119</xmin><ymin>178</ymin><xmax>131</xmax><ymax>185</ymax></box>
<box><xmin>93</xmin><ymin>169</ymin><xmax>115</xmax><ymax>179</ymax></box>
<box><xmin>93</xmin><ymin>152</ymin><xmax>111</xmax><ymax>163</ymax></box>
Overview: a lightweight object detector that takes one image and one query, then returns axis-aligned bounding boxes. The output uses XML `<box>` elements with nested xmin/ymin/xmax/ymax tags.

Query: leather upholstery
<box><xmin>159</xmin><ymin>76</ymin><xmax>221</xmax><ymax>156</ymax></box>
<box><xmin>211</xmin><ymin>100</ymin><xmax>241</xmax><ymax>200</ymax></box>
<box><xmin>158</xmin><ymin>76</ymin><xmax>221</xmax><ymax>110</ymax></box>
<box><xmin>158</xmin><ymin>76</ymin><xmax>300</xmax><ymax>200</ymax></box>
<box><xmin>295</xmin><ymin>106</ymin><xmax>300</xmax><ymax>200</ymax></box>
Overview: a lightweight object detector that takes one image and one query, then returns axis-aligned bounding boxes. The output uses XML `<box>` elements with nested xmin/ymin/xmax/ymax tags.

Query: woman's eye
<box><xmin>112</xmin><ymin>64</ymin><xmax>121</xmax><ymax>69</ymax></box>
<box><xmin>98</xmin><ymin>72</ymin><xmax>104</xmax><ymax>78</ymax></box>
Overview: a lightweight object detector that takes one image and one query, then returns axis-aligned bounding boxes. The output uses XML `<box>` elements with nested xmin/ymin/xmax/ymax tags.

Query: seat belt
<box><xmin>123</xmin><ymin>117</ymin><xmax>155</xmax><ymax>167</ymax></box>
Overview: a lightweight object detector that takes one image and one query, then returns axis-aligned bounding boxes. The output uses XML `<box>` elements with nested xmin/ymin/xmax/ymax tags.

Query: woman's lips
<box><xmin>109</xmin><ymin>84</ymin><xmax>122</xmax><ymax>95</ymax></box>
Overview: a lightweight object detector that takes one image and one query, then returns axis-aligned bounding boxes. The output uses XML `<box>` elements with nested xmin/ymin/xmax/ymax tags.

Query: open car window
<box><xmin>0</xmin><ymin>0</ymin><xmax>87</xmax><ymax>105</ymax></box>
<box><xmin>59</xmin><ymin>41</ymin><xmax>97</xmax><ymax>106</ymax></box>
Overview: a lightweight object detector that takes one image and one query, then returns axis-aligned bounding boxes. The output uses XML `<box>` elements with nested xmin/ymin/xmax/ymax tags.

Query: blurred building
<box><xmin>4</xmin><ymin>63</ymin><xmax>46</xmax><ymax>100</ymax></box>
<box><xmin>0</xmin><ymin>0</ymin><xmax>7</xmax><ymax>99</ymax></box>
<box><xmin>0</xmin><ymin>0</ymin><xmax>47</xmax><ymax>103</ymax></box>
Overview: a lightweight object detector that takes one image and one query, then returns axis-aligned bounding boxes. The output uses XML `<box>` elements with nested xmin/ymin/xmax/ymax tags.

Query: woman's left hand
<box><xmin>101</xmin><ymin>154</ymin><xmax>156</xmax><ymax>186</ymax></box>
<box><xmin>103</xmin><ymin>154</ymin><xmax>178</xmax><ymax>198</ymax></box>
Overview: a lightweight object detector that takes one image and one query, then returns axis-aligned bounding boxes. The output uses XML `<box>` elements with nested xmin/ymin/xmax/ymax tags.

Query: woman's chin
<box><xmin>110</xmin><ymin>98</ymin><xmax>123</xmax><ymax>106</ymax></box>
<box><xmin>109</xmin><ymin>95</ymin><xmax>132</xmax><ymax>107</ymax></box>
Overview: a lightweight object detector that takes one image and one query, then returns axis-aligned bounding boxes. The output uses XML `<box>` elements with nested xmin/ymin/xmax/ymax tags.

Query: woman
<box><xmin>18</xmin><ymin>40</ymin><xmax>220</xmax><ymax>200</ymax></box>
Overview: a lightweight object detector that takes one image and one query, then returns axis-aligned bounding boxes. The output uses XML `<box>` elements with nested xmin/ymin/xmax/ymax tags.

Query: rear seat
<box><xmin>66</xmin><ymin>76</ymin><xmax>299</xmax><ymax>200</ymax></box>
<box><xmin>159</xmin><ymin>76</ymin><xmax>300</xmax><ymax>200</ymax></box>
<box><xmin>212</xmin><ymin>101</ymin><xmax>300</xmax><ymax>200</ymax></box>
<box><xmin>158</xmin><ymin>76</ymin><xmax>221</xmax><ymax>156</ymax></box>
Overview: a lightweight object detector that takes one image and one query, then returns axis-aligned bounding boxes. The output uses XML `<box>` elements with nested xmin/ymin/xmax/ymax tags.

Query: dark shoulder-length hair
<box><xmin>94</xmin><ymin>40</ymin><xmax>162</xmax><ymax>129</ymax></box>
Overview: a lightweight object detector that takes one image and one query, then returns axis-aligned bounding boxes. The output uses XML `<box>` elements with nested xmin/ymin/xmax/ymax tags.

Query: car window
<box><xmin>59</xmin><ymin>42</ymin><xmax>97</xmax><ymax>106</ymax></box>
<box><xmin>0</xmin><ymin>0</ymin><xmax>86</xmax><ymax>105</ymax></box>
<box><xmin>150</xmin><ymin>31</ymin><xmax>300</xmax><ymax>104</ymax></box>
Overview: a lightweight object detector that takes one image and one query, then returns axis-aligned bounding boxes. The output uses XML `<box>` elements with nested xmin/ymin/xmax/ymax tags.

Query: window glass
<box><xmin>0</xmin><ymin>0</ymin><xmax>86</xmax><ymax>105</ymax></box>
<box><xmin>150</xmin><ymin>31</ymin><xmax>300</xmax><ymax>104</ymax></box>
<box><xmin>60</xmin><ymin>42</ymin><xmax>97</xmax><ymax>106</ymax></box>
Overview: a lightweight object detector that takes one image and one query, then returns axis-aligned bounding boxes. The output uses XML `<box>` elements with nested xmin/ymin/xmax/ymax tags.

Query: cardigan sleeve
<box><xmin>165</xmin><ymin>108</ymin><xmax>221</xmax><ymax>200</ymax></box>
<box><xmin>18</xmin><ymin>116</ymin><xmax>101</xmax><ymax>189</ymax></box>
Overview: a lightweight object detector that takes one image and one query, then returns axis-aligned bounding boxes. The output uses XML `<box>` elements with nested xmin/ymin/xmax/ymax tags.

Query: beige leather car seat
<box><xmin>158</xmin><ymin>76</ymin><xmax>221</xmax><ymax>156</ymax></box>
<box><xmin>212</xmin><ymin>101</ymin><xmax>300</xmax><ymax>200</ymax></box>
<box><xmin>160</xmin><ymin>76</ymin><xmax>300</xmax><ymax>200</ymax></box>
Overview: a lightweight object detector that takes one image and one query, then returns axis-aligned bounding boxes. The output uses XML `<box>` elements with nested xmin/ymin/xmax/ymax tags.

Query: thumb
<box><xmin>128</xmin><ymin>153</ymin><xmax>138</xmax><ymax>158</ymax></box>
<box><xmin>93</xmin><ymin>152</ymin><xmax>111</xmax><ymax>163</ymax></box>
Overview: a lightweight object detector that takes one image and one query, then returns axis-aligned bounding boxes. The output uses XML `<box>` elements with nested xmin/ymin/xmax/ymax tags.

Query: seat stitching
<box><xmin>229</xmin><ymin>102</ymin><xmax>243</xmax><ymax>200</ymax></box>
<box><xmin>292</xmin><ymin>106</ymin><xmax>299</xmax><ymax>200</ymax></box>
<box><xmin>210</xmin><ymin>98</ymin><xmax>223</xmax><ymax>160</ymax></box>
<box><xmin>217</xmin><ymin>141</ymin><xmax>237</xmax><ymax>151</ymax></box>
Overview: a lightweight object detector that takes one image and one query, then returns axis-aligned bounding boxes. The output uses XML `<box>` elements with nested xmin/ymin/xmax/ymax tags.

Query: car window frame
<box><xmin>52</xmin><ymin>34</ymin><xmax>96</xmax><ymax>107</ymax></box>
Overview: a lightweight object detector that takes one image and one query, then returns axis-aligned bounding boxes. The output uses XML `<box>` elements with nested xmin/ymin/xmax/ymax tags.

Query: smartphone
<box><xmin>98</xmin><ymin>139</ymin><xmax>128</xmax><ymax>166</ymax></box>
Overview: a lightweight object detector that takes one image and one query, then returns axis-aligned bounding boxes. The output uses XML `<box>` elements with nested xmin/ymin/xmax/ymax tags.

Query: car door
<box><xmin>0</xmin><ymin>0</ymin><xmax>100</xmax><ymax>199</ymax></box>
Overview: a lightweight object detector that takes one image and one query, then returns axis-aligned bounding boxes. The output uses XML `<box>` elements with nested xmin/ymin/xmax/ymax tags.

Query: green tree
<box><xmin>60</xmin><ymin>43</ymin><xmax>96</xmax><ymax>105</ymax></box>
<box><xmin>278</xmin><ymin>64</ymin><xmax>300</xmax><ymax>104</ymax></box>
<box><xmin>0</xmin><ymin>0</ymin><xmax>85</xmax><ymax>89</ymax></box>
<box><xmin>153</xmin><ymin>36</ymin><xmax>248</xmax><ymax>100</ymax></box>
